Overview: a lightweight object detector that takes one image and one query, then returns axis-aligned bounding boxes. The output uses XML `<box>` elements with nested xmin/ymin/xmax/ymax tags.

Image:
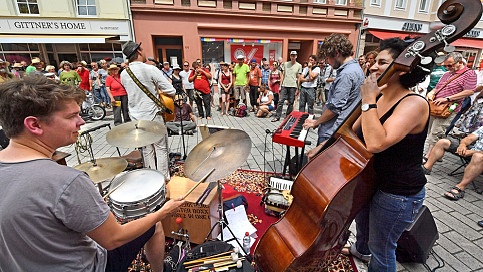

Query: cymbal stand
<box><xmin>205</xmin><ymin>180</ymin><xmax>248</xmax><ymax>255</ymax></box>
<box><xmin>175</xmin><ymin>91</ymin><xmax>188</xmax><ymax>160</ymax></box>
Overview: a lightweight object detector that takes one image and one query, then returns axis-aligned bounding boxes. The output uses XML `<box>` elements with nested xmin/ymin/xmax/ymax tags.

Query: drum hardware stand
<box><xmin>205</xmin><ymin>180</ymin><xmax>249</xmax><ymax>256</ymax></box>
<box><xmin>174</xmin><ymin>90</ymin><xmax>188</xmax><ymax>161</ymax></box>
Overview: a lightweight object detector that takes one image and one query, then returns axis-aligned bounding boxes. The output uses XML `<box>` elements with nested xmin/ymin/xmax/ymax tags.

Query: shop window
<box><xmin>202</xmin><ymin>41</ymin><xmax>224</xmax><ymax>64</ymax></box>
<box><xmin>16</xmin><ymin>0</ymin><xmax>39</xmax><ymax>15</ymax></box>
<box><xmin>418</xmin><ymin>0</ymin><xmax>429</xmax><ymax>12</ymax></box>
<box><xmin>370</xmin><ymin>0</ymin><xmax>381</xmax><ymax>7</ymax></box>
<box><xmin>395</xmin><ymin>0</ymin><xmax>406</xmax><ymax>10</ymax></box>
<box><xmin>76</xmin><ymin>0</ymin><xmax>97</xmax><ymax>16</ymax></box>
<box><xmin>1</xmin><ymin>43</ymin><xmax>41</xmax><ymax>64</ymax></box>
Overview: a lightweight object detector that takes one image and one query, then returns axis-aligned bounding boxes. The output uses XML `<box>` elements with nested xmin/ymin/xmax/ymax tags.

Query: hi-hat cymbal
<box><xmin>184</xmin><ymin>129</ymin><xmax>251</xmax><ymax>183</ymax></box>
<box><xmin>75</xmin><ymin>157</ymin><xmax>128</xmax><ymax>184</ymax></box>
<box><xmin>106</xmin><ymin>120</ymin><xmax>168</xmax><ymax>148</ymax></box>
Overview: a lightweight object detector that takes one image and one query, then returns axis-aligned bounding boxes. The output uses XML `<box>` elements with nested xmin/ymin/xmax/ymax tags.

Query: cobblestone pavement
<box><xmin>59</xmin><ymin>98</ymin><xmax>483</xmax><ymax>272</ymax></box>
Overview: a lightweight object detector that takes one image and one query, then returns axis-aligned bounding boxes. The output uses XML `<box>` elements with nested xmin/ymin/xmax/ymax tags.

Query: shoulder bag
<box><xmin>426</xmin><ymin>70</ymin><xmax>468</xmax><ymax>118</ymax></box>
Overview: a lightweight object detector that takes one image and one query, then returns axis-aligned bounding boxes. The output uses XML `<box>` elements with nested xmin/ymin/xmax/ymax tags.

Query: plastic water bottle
<box><xmin>449</xmin><ymin>102</ymin><xmax>458</xmax><ymax>113</ymax></box>
<box><xmin>242</xmin><ymin>232</ymin><xmax>251</xmax><ymax>254</ymax></box>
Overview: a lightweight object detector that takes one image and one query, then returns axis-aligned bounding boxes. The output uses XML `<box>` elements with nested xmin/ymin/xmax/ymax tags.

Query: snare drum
<box><xmin>108</xmin><ymin>169</ymin><xmax>166</xmax><ymax>220</ymax></box>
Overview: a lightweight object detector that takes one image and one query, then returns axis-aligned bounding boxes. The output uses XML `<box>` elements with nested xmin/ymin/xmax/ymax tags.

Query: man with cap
<box><xmin>120</xmin><ymin>41</ymin><xmax>176</xmax><ymax>180</ymax></box>
<box><xmin>0</xmin><ymin>59</ymin><xmax>14</xmax><ymax>83</ymax></box>
<box><xmin>271</xmin><ymin>51</ymin><xmax>302</xmax><ymax>122</ymax></box>
<box><xmin>233</xmin><ymin>54</ymin><xmax>250</xmax><ymax>106</ymax></box>
<box><xmin>248</xmin><ymin>58</ymin><xmax>262</xmax><ymax>112</ymax></box>
<box><xmin>161</xmin><ymin>61</ymin><xmax>173</xmax><ymax>80</ymax></box>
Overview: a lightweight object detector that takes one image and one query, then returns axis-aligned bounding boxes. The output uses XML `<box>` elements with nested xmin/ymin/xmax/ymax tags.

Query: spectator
<box><xmin>299</xmin><ymin>54</ymin><xmax>320</xmax><ymax>114</ymax></box>
<box><xmin>271</xmin><ymin>51</ymin><xmax>302</xmax><ymax>122</ymax></box>
<box><xmin>161</xmin><ymin>61</ymin><xmax>173</xmax><ymax>80</ymax></box>
<box><xmin>89</xmin><ymin>62</ymin><xmax>103</xmax><ymax>104</ymax></box>
<box><xmin>188</xmin><ymin>61</ymin><xmax>212</xmax><ymax>120</ymax></box>
<box><xmin>364</xmin><ymin>51</ymin><xmax>377</xmax><ymax>77</ymax></box>
<box><xmin>180</xmin><ymin>61</ymin><xmax>195</xmax><ymax>108</ymax></box>
<box><xmin>11</xmin><ymin>63</ymin><xmax>23</xmax><ymax>79</ymax></box>
<box><xmin>25</xmin><ymin>57</ymin><xmax>40</xmax><ymax>75</ymax></box>
<box><xmin>76</xmin><ymin>61</ymin><xmax>91</xmax><ymax>92</ymax></box>
<box><xmin>59</xmin><ymin>61</ymin><xmax>81</xmax><ymax>86</ymax></box>
<box><xmin>248</xmin><ymin>59</ymin><xmax>262</xmax><ymax>112</ymax></box>
<box><xmin>0</xmin><ymin>59</ymin><xmax>14</xmax><ymax>83</ymax></box>
<box><xmin>269</xmin><ymin>62</ymin><xmax>282</xmax><ymax>109</ymax></box>
<box><xmin>232</xmin><ymin>55</ymin><xmax>250</xmax><ymax>106</ymax></box>
<box><xmin>256</xmin><ymin>84</ymin><xmax>274</xmax><ymax>118</ymax></box>
<box><xmin>106</xmin><ymin>64</ymin><xmax>131</xmax><ymax>126</ymax></box>
<box><xmin>424</xmin><ymin>52</ymin><xmax>477</xmax><ymax>161</ymax></box>
<box><xmin>218</xmin><ymin>61</ymin><xmax>232</xmax><ymax>115</ymax></box>
<box><xmin>98</xmin><ymin>60</ymin><xmax>111</xmax><ymax>108</ymax></box>
<box><xmin>426</xmin><ymin>52</ymin><xmax>447</xmax><ymax>93</ymax></box>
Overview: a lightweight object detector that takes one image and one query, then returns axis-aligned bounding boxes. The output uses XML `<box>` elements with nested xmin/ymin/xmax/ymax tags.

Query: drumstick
<box><xmin>182</xmin><ymin>168</ymin><xmax>215</xmax><ymax>200</ymax></box>
<box><xmin>184</xmin><ymin>248</ymin><xmax>239</xmax><ymax>265</ymax></box>
<box><xmin>103</xmin><ymin>179</ymin><xmax>127</xmax><ymax>200</ymax></box>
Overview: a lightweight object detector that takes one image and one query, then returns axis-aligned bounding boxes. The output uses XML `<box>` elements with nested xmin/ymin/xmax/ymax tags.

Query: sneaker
<box><xmin>421</xmin><ymin>165</ymin><xmax>431</xmax><ymax>175</ymax></box>
<box><xmin>271</xmin><ymin>117</ymin><xmax>280</xmax><ymax>122</ymax></box>
<box><xmin>349</xmin><ymin>244</ymin><xmax>371</xmax><ymax>263</ymax></box>
<box><xmin>267</xmin><ymin>112</ymin><xmax>273</xmax><ymax>118</ymax></box>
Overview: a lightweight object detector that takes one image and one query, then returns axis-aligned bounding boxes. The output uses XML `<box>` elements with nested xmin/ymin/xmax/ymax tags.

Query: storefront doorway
<box><xmin>154</xmin><ymin>37</ymin><xmax>183</xmax><ymax>66</ymax></box>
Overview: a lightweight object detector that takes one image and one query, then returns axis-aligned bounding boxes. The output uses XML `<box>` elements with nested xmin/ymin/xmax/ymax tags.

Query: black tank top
<box><xmin>357</xmin><ymin>93</ymin><xmax>429</xmax><ymax>196</ymax></box>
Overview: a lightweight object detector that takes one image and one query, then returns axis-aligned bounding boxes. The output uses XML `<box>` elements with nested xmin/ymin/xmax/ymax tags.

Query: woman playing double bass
<box><xmin>345</xmin><ymin>38</ymin><xmax>433</xmax><ymax>271</ymax></box>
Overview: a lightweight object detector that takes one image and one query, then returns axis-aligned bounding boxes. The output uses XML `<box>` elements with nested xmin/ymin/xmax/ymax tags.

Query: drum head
<box><xmin>109</xmin><ymin>169</ymin><xmax>165</xmax><ymax>203</ymax></box>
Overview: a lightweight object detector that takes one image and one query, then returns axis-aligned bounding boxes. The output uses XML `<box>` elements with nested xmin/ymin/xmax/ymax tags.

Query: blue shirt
<box><xmin>317</xmin><ymin>59</ymin><xmax>364</xmax><ymax>143</ymax></box>
<box><xmin>261</xmin><ymin>68</ymin><xmax>271</xmax><ymax>86</ymax></box>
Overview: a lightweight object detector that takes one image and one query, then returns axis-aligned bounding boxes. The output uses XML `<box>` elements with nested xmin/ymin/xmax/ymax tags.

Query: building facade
<box><xmin>130</xmin><ymin>0</ymin><xmax>363</xmax><ymax>67</ymax></box>
<box><xmin>0</xmin><ymin>0</ymin><xmax>133</xmax><ymax>67</ymax></box>
<box><xmin>360</xmin><ymin>0</ymin><xmax>483</xmax><ymax>68</ymax></box>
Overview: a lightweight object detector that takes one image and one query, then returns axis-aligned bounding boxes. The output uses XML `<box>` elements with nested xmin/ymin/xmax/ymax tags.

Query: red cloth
<box><xmin>248</xmin><ymin>67</ymin><xmax>262</xmax><ymax>86</ymax></box>
<box><xmin>77</xmin><ymin>68</ymin><xmax>91</xmax><ymax>91</ymax></box>
<box><xmin>190</xmin><ymin>68</ymin><xmax>211</xmax><ymax>94</ymax></box>
<box><xmin>105</xmin><ymin>74</ymin><xmax>127</xmax><ymax>96</ymax></box>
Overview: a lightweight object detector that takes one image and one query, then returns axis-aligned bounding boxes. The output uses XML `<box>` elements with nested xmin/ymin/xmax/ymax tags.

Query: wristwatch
<box><xmin>361</xmin><ymin>103</ymin><xmax>377</xmax><ymax>112</ymax></box>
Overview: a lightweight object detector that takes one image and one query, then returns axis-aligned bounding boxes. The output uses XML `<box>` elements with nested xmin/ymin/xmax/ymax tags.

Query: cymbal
<box><xmin>106</xmin><ymin>120</ymin><xmax>168</xmax><ymax>148</ymax></box>
<box><xmin>75</xmin><ymin>157</ymin><xmax>128</xmax><ymax>184</ymax></box>
<box><xmin>184</xmin><ymin>129</ymin><xmax>251</xmax><ymax>183</ymax></box>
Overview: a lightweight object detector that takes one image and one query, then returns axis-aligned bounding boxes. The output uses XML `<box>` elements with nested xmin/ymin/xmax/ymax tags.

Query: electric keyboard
<box><xmin>272</xmin><ymin>111</ymin><xmax>314</xmax><ymax>148</ymax></box>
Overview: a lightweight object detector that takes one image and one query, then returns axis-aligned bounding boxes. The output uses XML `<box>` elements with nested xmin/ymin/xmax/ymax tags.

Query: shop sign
<box><xmin>464</xmin><ymin>30</ymin><xmax>481</xmax><ymax>38</ymax></box>
<box><xmin>230</xmin><ymin>44</ymin><xmax>264</xmax><ymax>63</ymax></box>
<box><xmin>401</xmin><ymin>22</ymin><xmax>423</xmax><ymax>32</ymax></box>
<box><xmin>0</xmin><ymin>18</ymin><xmax>129</xmax><ymax>35</ymax></box>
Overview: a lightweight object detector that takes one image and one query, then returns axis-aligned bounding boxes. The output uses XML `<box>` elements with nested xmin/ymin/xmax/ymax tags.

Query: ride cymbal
<box><xmin>74</xmin><ymin>157</ymin><xmax>128</xmax><ymax>184</ymax></box>
<box><xmin>106</xmin><ymin>120</ymin><xmax>168</xmax><ymax>148</ymax></box>
<box><xmin>184</xmin><ymin>129</ymin><xmax>251</xmax><ymax>183</ymax></box>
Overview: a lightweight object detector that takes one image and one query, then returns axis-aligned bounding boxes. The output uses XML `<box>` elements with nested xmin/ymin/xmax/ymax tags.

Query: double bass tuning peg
<box><xmin>405</xmin><ymin>41</ymin><xmax>433</xmax><ymax>66</ymax></box>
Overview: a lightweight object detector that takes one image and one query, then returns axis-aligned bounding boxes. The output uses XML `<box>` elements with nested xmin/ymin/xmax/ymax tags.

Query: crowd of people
<box><xmin>1</xmin><ymin>32</ymin><xmax>483</xmax><ymax>271</ymax></box>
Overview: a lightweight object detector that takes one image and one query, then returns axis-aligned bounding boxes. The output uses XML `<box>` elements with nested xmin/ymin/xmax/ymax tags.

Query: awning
<box><xmin>367</xmin><ymin>30</ymin><xmax>483</xmax><ymax>49</ymax></box>
<box><xmin>0</xmin><ymin>35</ymin><xmax>117</xmax><ymax>44</ymax></box>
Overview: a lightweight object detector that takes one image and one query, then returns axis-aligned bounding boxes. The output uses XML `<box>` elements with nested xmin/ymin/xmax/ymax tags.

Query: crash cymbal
<box><xmin>75</xmin><ymin>157</ymin><xmax>128</xmax><ymax>184</ymax></box>
<box><xmin>184</xmin><ymin>129</ymin><xmax>251</xmax><ymax>183</ymax></box>
<box><xmin>106</xmin><ymin>120</ymin><xmax>168</xmax><ymax>148</ymax></box>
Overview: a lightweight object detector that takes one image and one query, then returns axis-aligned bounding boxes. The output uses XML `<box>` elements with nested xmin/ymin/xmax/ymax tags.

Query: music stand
<box><xmin>204</xmin><ymin>180</ymin><xmax>249</xmax><ymax>255</ymax></box>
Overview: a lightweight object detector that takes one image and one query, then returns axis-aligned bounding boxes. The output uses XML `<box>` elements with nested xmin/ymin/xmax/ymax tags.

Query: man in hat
<box><xmin>161</xmin><ymin>61</ymin><xmax>173</xmax><ymax>80</ymax></box>
<box><xmin>11</xmin><ymin>62</ymin><xmax>24</xmax><ymax>79</ymax></box>
<box><xmin>25</xmin><ymin>57</ymin><xmax>43</xmax><ymax>75</ymax></box>
<box><xmin>120</xmin><ymin>41</ymin><xmax>176</xmax><ymax>180</ymax></box>
<box><xmin>0</xmin><ymin>59</ymin><xmax>14</xmax><ymax>83</ymax></box>
<box><xmin>271</xmin><ymin>51</ymin><xmax>302</xmax><ymax>122</ymax></box>
<box><xmin>0</xmin><ymin>76</ymin><xmax>184</xmax><ymax>272</ymax></box>
<box><xmin>232</xmin><ymin>54</ymin><xmax>250</xmax><ymax>106</ymax></box>
<box><xmin>77</xmin><ymin>61</ymin><xmax>91</xmax><ymax>92</ymax></box>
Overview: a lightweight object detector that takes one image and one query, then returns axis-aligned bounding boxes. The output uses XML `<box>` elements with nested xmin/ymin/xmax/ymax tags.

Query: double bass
<box><xmin>254</xmin><ymin>1</ymin><xmax>482</xmax><ymax>271</ymax></box>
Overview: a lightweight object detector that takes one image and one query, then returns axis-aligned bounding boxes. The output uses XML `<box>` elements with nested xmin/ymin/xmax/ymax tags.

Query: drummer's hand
<box><xmin>160</xmin><ymin>198</ymin><xmax>185</xmax><ymax>216</ymax></box>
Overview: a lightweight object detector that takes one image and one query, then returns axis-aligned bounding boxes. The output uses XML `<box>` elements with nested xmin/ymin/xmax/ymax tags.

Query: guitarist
<box><xmin>347</xmin><ymin>38</ymin><xmax>433</xmax><ymax>271</ymax></box>
<box><xmin>121</xmin><ymin>41</ymin><xmax>176</xmax><ymax>181</ymax></box>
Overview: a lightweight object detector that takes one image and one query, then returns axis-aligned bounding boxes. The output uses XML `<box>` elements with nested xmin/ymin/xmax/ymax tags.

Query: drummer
<box><xmin>0</xmin><ymin>76</ymin><xmax>185</xmax><ymax>272</ymax></box>
<box><xmin>121</xmin><ymin>41</ymin><xmax>176</xmax><ymax>181</ymax></box>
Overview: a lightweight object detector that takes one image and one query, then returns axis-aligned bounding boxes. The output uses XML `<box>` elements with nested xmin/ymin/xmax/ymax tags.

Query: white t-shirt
<box><xmin>180</xmin><ymin>69</ymin><xmax>194</xmax><ymax>89</ymax></box>
<box><xmin>301</xmin><ymin>66</ymin><xmax>321</xmax><ymax>88</ymax></box>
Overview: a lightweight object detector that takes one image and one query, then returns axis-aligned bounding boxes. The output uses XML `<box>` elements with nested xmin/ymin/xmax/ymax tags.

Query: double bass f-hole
<box><xmin>377</xmin><ymin>0</ymin><xmax>482</xmax><ymax>87</ymax></box>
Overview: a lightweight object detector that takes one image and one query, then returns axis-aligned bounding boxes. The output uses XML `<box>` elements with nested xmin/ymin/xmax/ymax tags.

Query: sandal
<box><xmin>444</xmin><ymin>186</ymin><xmax>465</xmax><ymax>201</ymax></box>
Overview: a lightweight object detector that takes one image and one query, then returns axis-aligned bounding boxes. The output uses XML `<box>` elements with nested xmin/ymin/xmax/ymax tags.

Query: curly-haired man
<box><xmin>303</xmin><ymin>33</ymin><xmax>365</xmax><ymax>159</ymax></box>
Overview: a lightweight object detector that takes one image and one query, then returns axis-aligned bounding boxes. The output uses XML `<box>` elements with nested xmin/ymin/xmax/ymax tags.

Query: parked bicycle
<box><xmin>81</xmin><ymin>91</ymin><xmax>106</xmax><ymax>121</ymax></box>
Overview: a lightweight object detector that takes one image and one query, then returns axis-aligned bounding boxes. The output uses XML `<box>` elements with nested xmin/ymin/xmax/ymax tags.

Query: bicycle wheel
<box><xmin>88</xmin><ymin>105</ymin><xmax>106</xmax><ymax>121</ymax></box>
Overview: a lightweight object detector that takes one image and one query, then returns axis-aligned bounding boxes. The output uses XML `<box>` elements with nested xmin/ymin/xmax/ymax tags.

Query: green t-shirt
<box><xmin>25</xmin><ymin>66</ymin><xmax>36</xmax><ymax>74</ymax></box>
<box><xmin>233</xmin><ymin>64</ymin><xmax>250</xmax><ymax>86</ymax></box>
<box><xmin>282</xmin><ymin>61</ymin><xmax>302</xmax><ymax>88</ymax></box>
<box><xmin>59</xmin><ymin>70</ymin><xmax>81</xmax><ymax>86</ymax></box>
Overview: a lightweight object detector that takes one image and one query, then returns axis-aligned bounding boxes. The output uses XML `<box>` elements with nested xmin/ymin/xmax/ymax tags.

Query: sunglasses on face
<box><xmin>444</xmin><ymin>64</ymin><xmax>455</xmax><ymax>68</ymax></box>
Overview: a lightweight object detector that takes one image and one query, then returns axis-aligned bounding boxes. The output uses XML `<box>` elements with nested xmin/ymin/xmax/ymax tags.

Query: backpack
<box><xmin>235</xmin><ymin>103</ymin><xmax>247</xmax><ymax>117</ymax></box>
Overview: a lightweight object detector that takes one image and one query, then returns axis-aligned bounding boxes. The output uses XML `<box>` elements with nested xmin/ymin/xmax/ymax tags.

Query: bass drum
<box><xmin>108</xmin><ymin>169</ymin><xmax>166</xmax><ymax>220</ymax></box>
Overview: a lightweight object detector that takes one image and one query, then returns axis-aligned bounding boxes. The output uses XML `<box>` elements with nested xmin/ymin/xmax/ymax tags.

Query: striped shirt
<box><xmin>434</xmin><ymin>67</ymin><xmax>477</xmax><ymax>112</ymax></box>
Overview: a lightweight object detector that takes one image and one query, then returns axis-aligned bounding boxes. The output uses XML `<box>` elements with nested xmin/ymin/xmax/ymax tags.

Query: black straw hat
<box><xmin>122</xmin><ymin>41</ymin><xmax>142</xmax><ymax>58</ymax></box>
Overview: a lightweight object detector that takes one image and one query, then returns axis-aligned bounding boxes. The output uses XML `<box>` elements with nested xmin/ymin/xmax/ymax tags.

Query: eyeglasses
<box><xmin>444</xmin><ymin>64</ymin><xmax>454</xmax><ymax>68</ymax></box>
<box><xmin>183</xmin><ymin>65</ymin><xmax>189</xmax><ymax>67</ymax></box>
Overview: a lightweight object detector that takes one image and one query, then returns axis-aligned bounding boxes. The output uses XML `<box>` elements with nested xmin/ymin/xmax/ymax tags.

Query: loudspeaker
<box><xmin>396</xmin><ymin>205</ymin><xmax>439</xmax><ymax>263</ymax></box>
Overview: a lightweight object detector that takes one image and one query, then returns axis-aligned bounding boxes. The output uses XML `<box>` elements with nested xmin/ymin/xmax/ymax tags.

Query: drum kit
<box><xmin>74</xmin><ymin>120</ymin><xmax>252</xmax><ymax>238</ymax></box>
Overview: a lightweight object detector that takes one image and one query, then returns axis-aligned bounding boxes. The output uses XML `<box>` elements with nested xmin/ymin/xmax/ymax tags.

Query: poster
<box><xmin>230</xmin><ymin>44</ymin><xmax>264</xmax><ymax>63</ymax></box>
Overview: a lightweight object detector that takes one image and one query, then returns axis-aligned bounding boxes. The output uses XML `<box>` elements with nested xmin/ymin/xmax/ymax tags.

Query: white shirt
<box><xmin>301</xmin><ymin>66</ymin><xmax>320</xmax><ymax>88</ymax></box>
<box><xmin>180</xmin><ymin>69</ymin><xmax>194</xmax><ymax>89</ymax></box>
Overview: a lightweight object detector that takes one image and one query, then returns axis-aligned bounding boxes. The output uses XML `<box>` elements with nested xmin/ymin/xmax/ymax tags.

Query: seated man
<box><xmin>0</xmin><ymin>76</ymin><xmax>185</xmax><ymax>271</ymax></box>
<box><xmin>422</xmin><ymin>126</ymin><xmax>483</xmax><ymax>200</ymax></box>
<box><xmin>166</xmin><ymin>94</ymin><xmax>197</xmax><ymax>135</ymax></box>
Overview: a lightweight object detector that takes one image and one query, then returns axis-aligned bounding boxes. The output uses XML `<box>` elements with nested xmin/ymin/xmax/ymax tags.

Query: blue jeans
<box><xmin>354</xmin><ymin>188</ymin><xmax>425</xmax><ymax>272</ymax></box>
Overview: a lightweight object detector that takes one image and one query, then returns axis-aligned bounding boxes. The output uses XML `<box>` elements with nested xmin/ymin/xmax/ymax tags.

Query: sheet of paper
<box><xmin>217</xmin><ymin>205</ymin><xmax>257</xmax><ymax>254</ymax></box>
